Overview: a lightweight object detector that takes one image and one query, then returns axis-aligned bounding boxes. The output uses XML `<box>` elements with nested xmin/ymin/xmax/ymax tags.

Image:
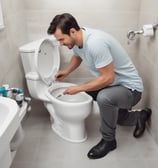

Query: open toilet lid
<box><xmin>34</xmin><ymin>38</ymin><xmax>60</xmax><ymax>86</ymax></box>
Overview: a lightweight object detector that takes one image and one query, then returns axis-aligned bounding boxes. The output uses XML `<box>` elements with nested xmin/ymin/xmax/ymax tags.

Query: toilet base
<box><xmin>44</xmin><ymin>101</ymin><xmax>90</xmax><ymax>143</ymax></box>
<box><xmin>51</xmin><ymin>118</ymin><xmax>87</xmax><ymax>143</ymax></box>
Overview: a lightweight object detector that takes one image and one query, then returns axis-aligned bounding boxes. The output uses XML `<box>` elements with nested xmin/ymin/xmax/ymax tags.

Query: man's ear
<box><xmin>70</xmin><ymin>28</ymin><xmax>76</xmax><ymax>36</ymax></box>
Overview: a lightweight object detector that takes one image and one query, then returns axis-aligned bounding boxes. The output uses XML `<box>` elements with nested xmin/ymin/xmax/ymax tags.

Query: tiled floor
<box><xmin>11</xmin><ymin>105</ymin><xmax>158</xmax><ymax>168</ymax></box>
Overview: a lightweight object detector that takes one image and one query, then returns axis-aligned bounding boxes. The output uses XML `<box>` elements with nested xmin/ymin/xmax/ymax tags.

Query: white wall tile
<box><xmin>136</xmin><ymin>0</ymin><xmax>158</xmax><ymax>145</ymax></box>
<box><xmin>0</xmin><ymin>0</ymin><xmax>27</xmax><ymax>89</ymax></box>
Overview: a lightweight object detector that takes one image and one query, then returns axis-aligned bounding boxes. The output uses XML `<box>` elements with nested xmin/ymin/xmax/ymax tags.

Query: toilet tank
<box><xmin>19</xmin><ymin>40</ymin><xmax>41</xmax><ymax>74</ymax></box>
<box><xmin>19</xmin><ymin>39</ymin><xmax>48</xmax><ymax>101</ymax></box>
<box><xmin>19</xmin><ymin>37</ymin><xmax>58</xmax><ymax>102</ymax></box>
<box><xmin>19</xmin><ymin>37</ymin><xmax>59</xmax><ymax>75</ymax></box>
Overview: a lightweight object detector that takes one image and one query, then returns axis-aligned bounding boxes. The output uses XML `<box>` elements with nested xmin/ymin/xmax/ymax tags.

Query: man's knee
<box><xmin>96</xmin><ymin>90</ymin><xmax>112</xmax><ymax>106</ymax></box>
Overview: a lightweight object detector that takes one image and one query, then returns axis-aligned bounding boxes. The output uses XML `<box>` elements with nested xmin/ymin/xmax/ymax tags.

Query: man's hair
<box><xmin>47</xmin><ymin>13</ymin><xmax>80</xmax><ymax>35</ymax></box>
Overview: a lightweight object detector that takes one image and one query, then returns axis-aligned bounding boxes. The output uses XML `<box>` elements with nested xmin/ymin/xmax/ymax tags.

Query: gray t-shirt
<box><xmin>73</xmin><ymin>27</ymin><xmax>143</xmax><ymax>92</ymax></box>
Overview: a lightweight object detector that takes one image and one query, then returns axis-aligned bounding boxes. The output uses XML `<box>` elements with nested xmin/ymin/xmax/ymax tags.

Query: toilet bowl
<box><xmin>19</xmin><ymin>37</ymin><xmax>93</xmax><ymax>143</ymax></box>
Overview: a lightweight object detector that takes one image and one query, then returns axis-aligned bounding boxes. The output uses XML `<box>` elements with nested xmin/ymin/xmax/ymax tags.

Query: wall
<box><xmin>24</xmin><ymin>0</ymin><xmax>141</xmax><ymax>81</ymax></box>
<box><xmin>135</xmin><ymin>0</ymin><xmax>158</xmax><ymax>143</ymax></box>
<box><xmin>0</xmin><ymin>0</ymin><xmax>27</xmax><ymax>89</ymax></box>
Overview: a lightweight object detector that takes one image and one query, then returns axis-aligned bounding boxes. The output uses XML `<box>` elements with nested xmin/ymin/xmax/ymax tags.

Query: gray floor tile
<box><xmin>11</xmin><ymin>111</ymin><xmax>158</xmax><ymax>168</ymax></box>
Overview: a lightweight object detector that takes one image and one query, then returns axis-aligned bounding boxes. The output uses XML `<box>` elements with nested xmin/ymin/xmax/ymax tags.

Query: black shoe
<box><xmin>133</xmin><ymin>108</ymin><xmax>152</xmax><ymax>138</ymax></box>
<box><xmin>87</xmin><ymin>139</ymin><xmax>117</xmax><ymax>159</ymax></box>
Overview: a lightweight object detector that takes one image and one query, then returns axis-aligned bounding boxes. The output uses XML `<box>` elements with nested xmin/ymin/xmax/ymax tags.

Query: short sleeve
<box><xmin>89</xmin><ymin>40</ymin><xmax>113</xmax><ymax>69</ymax></box>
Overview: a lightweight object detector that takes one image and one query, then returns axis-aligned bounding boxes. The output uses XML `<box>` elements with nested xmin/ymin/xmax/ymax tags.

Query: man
<box><xmin>47</xmin><ymin>13</ymin><xmax>152</xmax><ymax>159</ymax></box>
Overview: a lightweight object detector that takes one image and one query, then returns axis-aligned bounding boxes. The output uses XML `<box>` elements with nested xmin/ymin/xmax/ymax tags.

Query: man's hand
<box><xmin>55</xmin><ymin>70</ymin><xmax>69</xmax><ymax>81</ymax></box>
<box><xmin>63</xmin><ymin>86</ymin><xmax>82</xmax><ymax>95</ymax></box>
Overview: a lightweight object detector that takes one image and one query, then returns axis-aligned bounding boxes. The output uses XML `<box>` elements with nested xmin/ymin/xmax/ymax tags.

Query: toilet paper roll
<box><xmin>143</xmin><ymin>24</ymin><xmax>154</xmax><ymax>37</ymax></box>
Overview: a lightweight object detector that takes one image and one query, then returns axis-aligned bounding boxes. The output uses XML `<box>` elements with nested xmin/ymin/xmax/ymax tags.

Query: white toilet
<box><xmin>19</xmin><ymin>37</ymin><xmax>93</xmax><ymax>143</ymax></box>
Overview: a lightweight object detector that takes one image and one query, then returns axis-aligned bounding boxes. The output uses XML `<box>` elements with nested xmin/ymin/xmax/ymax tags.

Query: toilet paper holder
<box><xmin>127</xmin><ymin>18</ymin><xmax>158</xmax><ymax>40</ymax></box>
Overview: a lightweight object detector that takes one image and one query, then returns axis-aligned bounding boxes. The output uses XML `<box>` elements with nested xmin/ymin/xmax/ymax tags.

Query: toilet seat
<box><xmin>34</xmin><ymin>38</ymin><xmax>60</xmax><ymax>86</ymax></box>
<box><xmin>47</xmin><ymin>82</ymin><xmax>91</xmax><ymax>104</ymax></box>
<box><xmin>53</xmin><ymin>89</ymin><xmax>88</xmax><ymax>103</ymax></box>
<box><xmin>34</xmin><ymin>38</ymin><xmax>89</xmax><ymax>105</ymax></box>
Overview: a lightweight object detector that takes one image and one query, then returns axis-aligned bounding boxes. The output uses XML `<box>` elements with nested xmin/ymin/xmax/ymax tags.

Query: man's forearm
<box><xmin>66</xmin><ymin>55</ymin><xmax>82</xmax><ymax>74</ymax></box>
